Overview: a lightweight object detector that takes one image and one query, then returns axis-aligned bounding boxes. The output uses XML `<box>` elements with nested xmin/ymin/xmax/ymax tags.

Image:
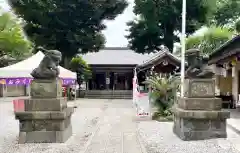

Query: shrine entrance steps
<box><xmin>85</xmin><ymin>90</ymin><xmax>132</xmax><ymax>99</ymax></box>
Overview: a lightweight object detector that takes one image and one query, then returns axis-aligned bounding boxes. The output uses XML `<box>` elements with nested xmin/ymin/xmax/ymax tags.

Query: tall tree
<box><xmin>70</xmin><ymin>56</ymin><xmax>92</xmax><ymax>84</ymax></box>
<box><xmin>174</xmin><ymin>26</ymin><xmax>234</xmax><ymax>56</ymax></box>
<box><xmin>0</xmin><ymin>11</ymin><xmax>32</xmax><ymax>67</ymax></box>
<box><xmin>212</xmin><ymin>0</ymin><xmax>240</xmax><ymax>26</ymax></box>
<box><xmin>70</xmin><ymin>56</ymin><xmax>91</xmax><ymax>95</ymax></box>
<box><xmin>126</xmin><ymin>0</ymin><xmax>215</xmax><ymax>53</ymax></box>
<box><xmin>235</xmin><ymin>20</ymin><xmax>240</xmax><ymax>33</ymax></box>
<box><xmin>8</xmin><ymin>0</ymin><xmax>128</xmax><ymax>61</ymax></box>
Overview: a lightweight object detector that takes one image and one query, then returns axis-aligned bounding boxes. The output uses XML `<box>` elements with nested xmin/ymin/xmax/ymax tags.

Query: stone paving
<box><xmin>0</xmin><ymin>98</ymin><xmax>103</xmax><ymax>153</ymax></box>
<box><xmin>83</xmin><ymin>99</ymin><xmax>143</xmax><ymax>153</ymax></box>
<box><xmin>2</xmin><ymin>98</ymin><xmax>240</xmax><ymax>153</ymax></box>
<box><xmin>0</xmin><ymin>98</ymin><xmax>144</xmax><ymax>153</ymax></box>
<box><xmin>138</xmin><ymin>121</ymin><xmax>240</xmax><ymax>153</ymax></box>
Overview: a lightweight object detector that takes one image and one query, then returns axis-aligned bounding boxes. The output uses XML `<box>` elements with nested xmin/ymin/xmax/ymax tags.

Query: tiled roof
<box><xmin>208</xmin><ymin>35</ymin><xmax>240</xmax><ymax>64</ymax></box>
<box><xmin>81</xmin><ymin>47</ymin><xmax>155</xmax><ymax>65</ymax></box>
<box><xmin>137</xmin><ymin>50</ymin><xmax>181</xmax><ymax>68</ymax></box>
<box><xmin>209</xmin><ymin>35</ymin><xmax>240</xmax><ymax>59</ymax></box>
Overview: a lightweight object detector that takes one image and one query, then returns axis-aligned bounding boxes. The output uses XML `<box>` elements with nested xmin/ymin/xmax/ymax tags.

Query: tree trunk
<box><xmin>165</xmin><ymin>40</ymin><xmax>174</xmax><ymax>53</ymax></box>
<box><xmin>164</xmin><ymin>27</ymin><xmax>175</xmax><ymax>53</ymax></box>
<box><xmin>63</xmin><ymin>57</ymin><xmax>71</xmax><ymax>68</ymax></box>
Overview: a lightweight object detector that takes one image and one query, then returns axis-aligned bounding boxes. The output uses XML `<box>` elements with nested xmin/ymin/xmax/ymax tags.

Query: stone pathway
<box><xmin>82</xmin><ymin>99</ymin><xmax>144</xmax><ymax>153</ymax></box>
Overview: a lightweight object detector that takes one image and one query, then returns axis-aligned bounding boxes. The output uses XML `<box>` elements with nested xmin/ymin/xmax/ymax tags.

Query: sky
<box><xmin>102</xmin><ymin>0</ymin><xmax>135</xmax><ymax>47</ymax></box>
<box><xmin>0</xmin><ymin>0</ymin><xmax>206</xmax><ymax>48</ymax></box>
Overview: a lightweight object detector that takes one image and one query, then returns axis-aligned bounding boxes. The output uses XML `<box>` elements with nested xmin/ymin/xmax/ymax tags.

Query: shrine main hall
<box><xmin>81</xmin><ymin>47</ymin><xmax>181</xmax><ymax>98</ymax></box>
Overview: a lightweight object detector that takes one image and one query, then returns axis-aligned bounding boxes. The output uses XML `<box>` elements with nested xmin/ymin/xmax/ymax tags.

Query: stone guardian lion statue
<box><xmin>31</xmin><ymin>46</ymin><xmax>62</xmax><ymax>79</ymax></box>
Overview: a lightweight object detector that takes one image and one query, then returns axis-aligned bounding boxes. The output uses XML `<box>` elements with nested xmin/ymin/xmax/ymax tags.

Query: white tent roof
<box><xmin>0</xmin><ymin>51</ymin><xmax>76</xmax><ymax>79</ymax></box>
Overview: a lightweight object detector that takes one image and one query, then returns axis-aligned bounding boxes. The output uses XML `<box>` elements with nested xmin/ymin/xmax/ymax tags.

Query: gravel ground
<box><xmin>137</xmin><ymin>121</ymin><xmax>240</xmax><ymax>153</ymax></box>
<box><xmin>0</xmin><ymin>99</ymin><xmax>104</xmax><ymax>153</ymax></box>
<box><xmin>4</xmin><ymin>98</ymin><xmax>240</xmax><ymax>153</ymax></box>
<box><xmin>0</xmin><ymin>98</ymin><xmax>144</xmax><ymax>153</ymax></box>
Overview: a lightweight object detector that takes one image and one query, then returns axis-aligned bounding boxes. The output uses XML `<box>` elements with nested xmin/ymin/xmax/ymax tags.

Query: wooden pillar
<box><xmin>114</xmin><ymin>73</ymin><xmax>118</xmax><ymax>90</ymax></box>
<box><xmin>106</xmin><ymin>71</ymin><xmax>110</xmax><ymax>90</ymax></box>
<box><xmin>232</xmin><ymin>65</ymin><xmax>239</xmax><ymax>106</ymax></box>
<box><xmin>125</xmin><ymin>76</ymin><xmax>128</xmax><ymax>90</ymax></box>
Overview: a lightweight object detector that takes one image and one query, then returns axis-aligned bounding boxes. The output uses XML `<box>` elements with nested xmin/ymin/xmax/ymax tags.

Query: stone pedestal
<box><xmin>173</xmin><ymin>79</ymin><xmax>230</xmax><ymax>141</ymax></box>
<box><xmin>15</xmin><ymin>79</ymin><xmax>74</xmax><ymax>143</ymax></box>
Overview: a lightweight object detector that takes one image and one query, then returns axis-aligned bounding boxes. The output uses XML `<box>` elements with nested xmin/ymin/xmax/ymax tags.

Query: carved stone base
<box><xmin>15</xmin><ymin>79</ymin><xmax>74</xmax><ymax>143</ymax></box>
<box><xmin>30</xmin><ymin>79</ymin><xmax>62</xmax><ymax>98</ymax></box>
<box><xmin>24</xmin><ymin>98</ymin><xmax>67</xmax><ymax>111</ymax></box>
<box><xmin>178</xmin><ymin>97</ymin><xmax>222</xmax><ymax>111</ymax></box>
<box><xmin>15</xmin><ymin>107</ymin><xmax>74</xmax><ymax>143</ymax></box>
<box><xmin>173</xmin><ymin>107</ymin><xmax>229</xmax><ymax>140</ymax></box>
<box><xmin>173</xmin><ymin>116</ymin><xmax>227</xmax><ymax>141</ymax></box>
<box><xmin>18</xmin><ymin>124</ymin><xmax>72</xmax><ymax>143</ymax></box>
<box><xmin>184</xmin><ymin>79</ymin><xmax>215</xmax><ymax>98</ymax></box>
<box><xmin>173</xmin><ymin>79</ymin><xmax>230</xmax><ymax>141</ymax></box>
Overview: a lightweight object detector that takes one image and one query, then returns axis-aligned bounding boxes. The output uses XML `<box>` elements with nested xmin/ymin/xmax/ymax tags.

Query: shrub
<box><xmin>144</xmin><ymin>73</ymin><xmax>179</xmax><ymax>117</ymax></box>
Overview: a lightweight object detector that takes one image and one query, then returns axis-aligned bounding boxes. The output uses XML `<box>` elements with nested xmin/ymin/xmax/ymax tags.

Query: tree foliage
<box><xmin>236</xmin><ymin>20</ymin><xmax>240</xmax><ymax>33</ymax></box>
<box><xmin>70</xmin><ymin>56</ymin><xmax>92</xmax><ymax>85</ymax></box>
<box><xmin>8</xmin><ymin>0</ymin><xmax>128</xmax><ymax>58</ymax></box>
<box><xmin>184</xmin><ymin>26</ymin><xmax>234</xmax><ymax>56</ymax></box>
<box><xmin>126</xmin><ymin>0</ymin><xmax>215</xmax><ymax>53</ymax></box>
<box><xmin>212</xmin><ymin>0</ymin><xmax>240</xmax><ymax>26</ymax></box>
<box><xmin>0</xmin><ymin>11</ymin><xmax>32</xmax><ymax>67</ymax></box>
<box><xmin>0</xmin><ymin>11</ymin><xmax>32</xmax><ymax>58</ymax></box>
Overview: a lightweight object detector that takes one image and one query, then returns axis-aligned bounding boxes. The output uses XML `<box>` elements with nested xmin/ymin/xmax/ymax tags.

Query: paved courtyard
<box><xmin>0</xmin><ymin>98</ymin><xmax>144</xmax><ymax>153</ymax></box>
<box><xmin>1</xmin><ymin>98</ymin><xmax>240</xmax><ymax>153</ymax></box>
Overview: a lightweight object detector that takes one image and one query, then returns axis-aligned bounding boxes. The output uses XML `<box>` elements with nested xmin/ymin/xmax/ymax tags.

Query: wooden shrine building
<box><xmin>208</xmin><ymin>35</ymin><xmax>240</xmax><ymax>108</ymax></box>
<box><xmin>81</xmin><ymin>47</ymin><xmax>180</xmax><ymax>98</ymax></box>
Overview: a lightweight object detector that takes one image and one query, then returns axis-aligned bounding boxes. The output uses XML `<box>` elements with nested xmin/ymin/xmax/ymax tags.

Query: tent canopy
<box><xmin>0</xmin><ymin>51</ymin><xmax>76</xmax><ymax>79</ymax></box>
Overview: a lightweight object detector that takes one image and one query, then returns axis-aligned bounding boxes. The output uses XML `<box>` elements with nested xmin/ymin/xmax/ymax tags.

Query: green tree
<box><xmin>70</xmin><ymin>56</ymin><xmax>92</xmax><ymax>85</ymax></box>
<box><xmin>186</xmin><ymin>26</ymin><xmax>234</xmax><ymax>56</ymax></box>
<box><xmin>0</xmin><ymin>11</ymin><xmax>32</xmax><ymax>67</ymax></box>
<box><xmin>175</xmin><ymin>26</ymin><xmax>234</xmax><ymax>56</ymax></box>
<box><xmin>235</xmin><ymin>20</ymin><xmax>240</xmax><ymax>33</ymax></box>
<box><xmin>9</xmin><ymin>0</ymin><xmax>128</xmax><ymax>62</ymax></box>
<box><xmin>126</xmin><ymin>0</ymin><xmax>215</xmax><ymax>53</ymax></box>
<box><xmin>212</xmin><ymin>0</ymin><xmax>240</xmax><ymax>26</ymax></box>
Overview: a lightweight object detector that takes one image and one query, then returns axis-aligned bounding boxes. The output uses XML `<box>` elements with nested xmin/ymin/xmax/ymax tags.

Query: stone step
<box><xmin>85</xmin><ymin>95</ymin><xmax>132</xmax><ymax>97</ymax></box>
<box><xmin>84</xmin><ymin>90</ymin><xmax>133</xmax><ymax>99</ymax></box>
<box><xmin>85</xmin><ymin>93</ymin><xmax>133</xmax><ymax>95</ymax></box>
<box><xmin>85</xmin><ymin>95</ymin><xmax>132</xmax><ymax>99</ymax></box>
<box><xmin>85</xmin><ymin>96</ymin><xmax>132</xmax><ymax>99</ymax></box>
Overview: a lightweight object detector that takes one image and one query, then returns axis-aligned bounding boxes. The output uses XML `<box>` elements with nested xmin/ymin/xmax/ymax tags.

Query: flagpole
<box><xmin>180</xmin><ymin>0</ymin><xmax>186</xmax><ymax>97</ymax></box>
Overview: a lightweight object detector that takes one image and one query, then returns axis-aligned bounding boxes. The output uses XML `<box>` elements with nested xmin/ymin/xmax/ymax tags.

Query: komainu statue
<box><xmin>185</xmin><ymin>49</ymin><xmax>214</xmax><ymax>79</ymax></box>
<box><xmin>31</xmin><ymin>46</ymin><xmax>62</xmax><ymax>79</ymax></box>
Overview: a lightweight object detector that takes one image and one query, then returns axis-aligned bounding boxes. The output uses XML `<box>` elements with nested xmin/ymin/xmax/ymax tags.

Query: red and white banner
<box><xmin>132</xmin><ymin>68</ymin><xmax>138</xmax><ymax>106</ymax></box>
<box><xmin>133</xmin><ymin>68</ymin><xmax>150</xmax><ymax>117</ymax></box>
<box><xmin>136</xmin><ymin>93</ymin><xmax>150</xmax><ymax>116</ymax></box>
<box><xmin>13</xmin><ymin>99</ymin><xmax>25</xmax><ymax>112</ymax></box>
